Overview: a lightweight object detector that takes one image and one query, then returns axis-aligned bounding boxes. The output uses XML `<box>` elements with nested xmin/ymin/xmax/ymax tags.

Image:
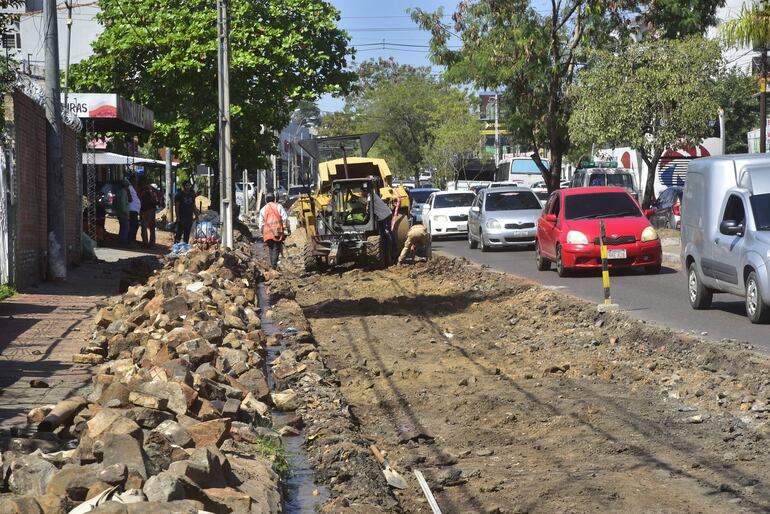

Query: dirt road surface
<box><xmin>280</xmin><ymin>239</ymin><xmax>770</xmax><ymax>513</ymax></box>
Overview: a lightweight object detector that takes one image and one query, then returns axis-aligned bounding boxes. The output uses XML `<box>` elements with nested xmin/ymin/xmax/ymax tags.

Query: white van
<box><xmin>681</xmin><ymin>154</ymin><xmax>770</xmax><ymax>323</ymax></box>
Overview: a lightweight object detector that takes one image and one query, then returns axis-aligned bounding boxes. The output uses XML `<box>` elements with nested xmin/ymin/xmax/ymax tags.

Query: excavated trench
<box><xmin>257</xmin><ymin>280</ymin><xmax>330</xmax><ymax>512</ymax></box>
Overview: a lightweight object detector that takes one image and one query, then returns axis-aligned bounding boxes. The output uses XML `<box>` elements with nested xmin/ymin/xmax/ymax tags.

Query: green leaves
<box><xmin>568</xmin><ymin>37</ymin><xmax>722</xmax><ymax>206</ymax></box>
<box><xmin>320</xmin><ymin>59</ymin><xmax>480</xmax><ymax>183</ymax></box>
<box><xmin>69</xmin><ymin>0</ymin><xmax>355</xmax><ymax>169</ymax></box>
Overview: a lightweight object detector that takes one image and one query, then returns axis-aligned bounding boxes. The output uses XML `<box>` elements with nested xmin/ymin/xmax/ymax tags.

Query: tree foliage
<box><xmin>320</xmin><ymin>59</ymin><xmax>480</xmax><ymax>182</ymax></box>
<box><xmin>713</xmin><ymin>68</ymin><xmax>759</xmax><ymax>154</ymax></box>
<box><xmin>720</xmin><ymin>2</ymin><xmax>770</xmax><ymax>48</ymax></box>
<box><xmin>413</xmin><ymin>0</ymin><xmax>728</xmax><ymax>192</ymax></box>
<box><xmin>568</xmin><ymin>37</ymin><xmax>722</xmax><ymax>207</ymax></box>
<box><xmin>69</xmin><ymin>0</ymin><xmax>354</xmax><ymax>169</ymax></box>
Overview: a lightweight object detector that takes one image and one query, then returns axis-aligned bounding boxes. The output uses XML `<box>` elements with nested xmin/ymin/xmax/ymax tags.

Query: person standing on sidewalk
<box><xmin>127</xmin><ymin>175</ymin><xmax>141</xmax><ymax>245</ymax></box>
<box><xmin>258</xmin><ymin>193</ymin><xmax>289</xmax><ymax>269</ymax></box>
<box><xmin>174</xmin><ymin>181</ymin><xmax>198</xmax><ymax>243</ymax></box>
<box><xmin>137</xmin><ymin>176</ymin><xmax>157</xmax><ymax>248</ymax></box>
<box><xmin>115</xmin><ymin>179</ymin><xmax>130</xmax><ymax>246</ymax></box>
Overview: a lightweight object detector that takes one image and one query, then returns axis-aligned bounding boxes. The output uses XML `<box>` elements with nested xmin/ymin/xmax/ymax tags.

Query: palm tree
<box><xmin>721</xmin><ymin>2</ymin><xmax>770</xmax><ymax>152</ymax></box>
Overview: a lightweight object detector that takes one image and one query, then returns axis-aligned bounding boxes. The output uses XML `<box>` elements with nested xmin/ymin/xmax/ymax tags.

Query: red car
<box><xmin>535</xmin><ymin>187</ymin><xmax>662</xmax><ymax>276</ymax></box>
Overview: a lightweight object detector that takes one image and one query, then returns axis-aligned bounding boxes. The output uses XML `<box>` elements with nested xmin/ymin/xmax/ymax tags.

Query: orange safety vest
<box><xmin>261</xmin><ymin>203</ymin><xmax>284</xmax><ymax>242</ymax></box>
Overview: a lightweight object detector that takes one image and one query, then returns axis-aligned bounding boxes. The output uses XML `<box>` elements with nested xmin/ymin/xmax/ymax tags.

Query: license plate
<box><xmin>607</xmin><ymin>249</ymin><xmax>627</xmax><ymax>259</ymax></box>
<box><xmin>511</xmin><ymin>229</ymin><xmax>524</xmax><ymax>237</ymax></box>
<box><xmin>458</xmin><ymin>224</ymin><xmax>467</xmax><ymax>231</ymax></box>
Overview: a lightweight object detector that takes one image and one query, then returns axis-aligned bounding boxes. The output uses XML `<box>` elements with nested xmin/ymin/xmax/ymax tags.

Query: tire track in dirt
<box><xmin>284</xmin><ymin>254</ymin><xmax>770</xmax><ymax>513</ymax></box>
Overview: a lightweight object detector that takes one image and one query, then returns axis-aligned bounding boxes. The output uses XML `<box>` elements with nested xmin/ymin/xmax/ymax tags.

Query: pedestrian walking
<box><xmin>115</xmin><ymin>179</ymin><xmax>130</xmax><ymax>246</ymax></box>
<box><xmin>174</xmin><ymin>181</ymin><xmax>198</xmax><ymax>244</ymax></box>
<box><xmin>137</xmin><ymin>176</ymin><xmax>157</xmax><ymax>247</ymax></box>
<box><xmin>258</xmin><ymin>193</ymin><xmax>289</xmax><ymax>270</ymax></box>
<box><xmin>127</xmin><ymin>175</ymin><xmax>141</xmax><ymax>245</ymax></box>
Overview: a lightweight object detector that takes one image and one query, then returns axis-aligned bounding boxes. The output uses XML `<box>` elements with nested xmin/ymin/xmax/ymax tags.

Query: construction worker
<box><xmin>398</xmin><ymin>223</ymin><xmax>429</xmax><ymax>265</ymax></box>
<box><xmin>258</xmin><ymin>193</ymin><xmax>290</xmax><ymax>269</ymax></box>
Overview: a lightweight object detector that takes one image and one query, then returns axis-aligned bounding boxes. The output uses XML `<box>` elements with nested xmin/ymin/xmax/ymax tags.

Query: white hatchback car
<box><xmin>423</xmin><ymin>191</ymin><xmax>476</xmax><ymax>239</ymax></box>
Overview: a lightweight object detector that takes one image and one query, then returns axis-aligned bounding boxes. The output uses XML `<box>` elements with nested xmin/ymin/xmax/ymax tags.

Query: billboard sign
<box><xmin>62</xmin><ymin>93</ymin><xmax>154</xmax><ymax>132</ymax></box>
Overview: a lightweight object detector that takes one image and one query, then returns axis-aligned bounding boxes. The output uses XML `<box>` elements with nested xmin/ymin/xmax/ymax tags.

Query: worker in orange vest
<box><xmin>258</xmin><ymin>193</ymin><xmax>290</xmax><ymax>269</ymax></box>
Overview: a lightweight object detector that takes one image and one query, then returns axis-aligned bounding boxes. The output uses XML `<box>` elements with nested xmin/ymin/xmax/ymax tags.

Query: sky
<box><xmin>317</xmin><ymin>0</ymin><xmax>457</xmax><ymax>113</ymax></box>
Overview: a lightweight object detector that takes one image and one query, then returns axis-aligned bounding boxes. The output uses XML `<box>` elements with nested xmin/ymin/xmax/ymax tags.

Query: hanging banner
<box><xmin>62</xmin><ymin>93</ymin><xmax>154</xmax><ymax>132</ymax></box>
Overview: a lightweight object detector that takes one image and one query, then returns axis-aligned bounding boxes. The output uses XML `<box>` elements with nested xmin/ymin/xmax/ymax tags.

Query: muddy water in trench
<box><xmin>257</xmin><ymin>282</ymin><xmax>330</xmax><ymax>512</ymax></box>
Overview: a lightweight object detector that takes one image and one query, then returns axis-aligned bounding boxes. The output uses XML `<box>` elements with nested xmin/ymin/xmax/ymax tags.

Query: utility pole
<box><xmin>165</xmin><ymin>147</ymin><xmax>173</xmax><ymax>222</ymax></box>
<box><xmin>63</xmin><ymin>1</ymin><xmax>73</xmax><ymax>107</ymax></box>
<box><xmin>761</xmin><ymin>44</ymin><xmax>767</xmax><ymax>154</ymax></box>
<box><xmin>493</xmin><ymin>92</ymin><xmax>500</xmax><ymax>167</ymax></box>
<box><xmin>44</xmin><ymin>0</ymin><xmax>66</xmax><ymax>280</ymax></box>
<box><xmin>217</xmin><ymin>0</ymin><xmax>234</xmax><ymax>249</ymax></box>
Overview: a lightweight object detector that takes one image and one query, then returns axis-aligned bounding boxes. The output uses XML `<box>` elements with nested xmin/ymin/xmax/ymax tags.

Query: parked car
<box><xmin>423</xmin><ymin>191</ymin><xmax>476</xmax><ymax>239</ymax></box>
<box><xmin>530</xmin><ymin>181</ymin><xmax>549</xmax><ymax>204</ymax></box>
<box><xmin>570</xmin><ymin>166</ymin><xmax>640</xmax><ymax>202</ymax></box>
<box><xmin>488</xmin><ymin>181</ymin><xmax>525</xmax><ymax>188</ymax></box>
<box><xmin>408</xmin><ymin>187</ymin><xmax>439</xmax><ymax>224</ymax></box>
<box><xmin>560</xmin><ymin>180</ymin><xmax>571</xmax><ymax>189</ymax></box>
<box><xmin>649</xmin><ymin>186</ymin><xmax>682</xmax><ymax>229</ymax></box>
<box><xmin>469</xmin><ymin>184</ymin><xmax>488</xmax><ymax>195</ymax></box>
<box><xmin>468</xmin><ymin>187</ymin><xmax>542</xmax><ymax>251</ymax></box>
<box><xmin>536</xmin><ymin>187</ymin><xmax>661</xmax><ymax>276</ymax></box>
<box><xmin>682</xmin><ymin>154</ymin><xmax>770</xmax><ymax>323</ymax></box>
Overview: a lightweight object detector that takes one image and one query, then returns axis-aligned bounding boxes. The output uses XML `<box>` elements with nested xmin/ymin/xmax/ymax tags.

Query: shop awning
<box><xmin>82</xmin><ymin>152</ymin><xmax>179</xmax><ymax>167</ymax></box>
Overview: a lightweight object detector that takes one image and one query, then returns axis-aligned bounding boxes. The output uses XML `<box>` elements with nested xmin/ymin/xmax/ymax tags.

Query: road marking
<box><xmin>543</xmin><ymin>285</ymin><xmax>568</xmax><ymax>291</ymax></box>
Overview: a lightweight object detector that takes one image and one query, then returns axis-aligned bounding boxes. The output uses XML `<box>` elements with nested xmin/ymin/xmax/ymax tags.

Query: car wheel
<box><xmin>535</xmin><ymin>239</ymin><xmax>550</xmax><ymax>271</ymax></box>
<box><xmin>480</xmin><ymin>230</ymin><xmax>490</xmax><ymax>252</ymax></box>
<box><xmin>645</xmin><ymin>264</ymin><xmax>661</xmax><ymax>274</ymax></box>
<box><xmin>687</xmin><ymin>262</ymin><xmax>712</xmax><ymax>310</ymax></box>
<box><xmin>556</xmin><ymin>245</ymin><xmax>569</xmax><ymax>277</ymax></box>
<box><xmin>468</xmin><ymin>228</ymin><xmax>478</xmax><ymax>249</ymax></box>
<box><xmin>745</xmin><ymin>271</ymin><xmax>770</xmax><ymax>323</ymax></box>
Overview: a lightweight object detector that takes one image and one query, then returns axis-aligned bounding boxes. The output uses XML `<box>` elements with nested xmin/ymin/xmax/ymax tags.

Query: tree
<box><xmin>568</xmin><ymin>37</ymin><xmax>722</xmax><ymax>208</ymax></box>
<box><xmin>713</xmin><ymin>68</ymin><xmax>759</xmax><ymax>154</ymax></box>
<box><xmin>320</xmin><ymin>59</ymin><xmax>479</xmax><ymax>181</ymax></box>
<box><xmin>424</xmin><ymin>94</ymin><xmax>482</xmax><ymax>188</ymax></box>
<box><xmin>413</xmin><ymin>1</ymin><xmax>730</xmax><ymax>193</ymax></box>
<box><xmin>0</xmin><ymin>1</ymin><xmax>23</xmax><ymax>92</ymax></box>
<box><xmin>69</xmin><ymin>0</ymin><xmax>354</xmax><ymax>170</ymax></box>
<box><xmin>720</xmin><ymin>2</ymin><xmax>770</xmax><ymax>152</ymax></box>
<box><xmin>639</xmin><ymin>0</ymin><xmax>725</xmax><ymax>39</ymax></box>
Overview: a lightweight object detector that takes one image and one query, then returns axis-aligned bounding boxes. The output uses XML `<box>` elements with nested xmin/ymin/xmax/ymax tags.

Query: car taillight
<box><xmin>672</xmin><ymin>202</ymin><xmax>680</xmax><ymax>216</ymax></box>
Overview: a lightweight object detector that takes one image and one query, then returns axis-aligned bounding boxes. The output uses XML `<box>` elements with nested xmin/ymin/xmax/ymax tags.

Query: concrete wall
<box><xmin>5</xmin><ymin>90</ymin><xmax>81</xmax><ymax>287</ymax></box>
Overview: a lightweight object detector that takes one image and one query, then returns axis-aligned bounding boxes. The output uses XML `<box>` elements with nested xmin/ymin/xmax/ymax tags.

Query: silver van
<box><xmin>681</xmin><ymin>154</ymin><xmax>770</xmax><ymax>323</ymax></box>
<box><xmin>570</xmin><ymin>167</ymin><xmax>640</xmax><ymax>202</ymax></box>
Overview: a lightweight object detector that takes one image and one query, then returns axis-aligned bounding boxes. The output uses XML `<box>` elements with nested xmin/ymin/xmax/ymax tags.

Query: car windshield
<box><xmin>288</xmin><ymin>186</ymin><xmax>304</xmax><ymax>196</ymax></box>
<box><xmin>410</xmin><ymin>190</ymin><xmax>435</xmax><ymax>204</ymax></box>
<box><xmin>510</xmin><ymin>159</ymin><xmax>548</xmax><ymax>173</ymax></box>
<box><xmin>486</xmin><ymin>191</ymin><xmax>541</xmax><ymax>211</ymax></box>
<box><xmin>750</xmin><ymin>193</ymin><xmax>770</xmax><ymax>230</ymax></box>
<box><xmin>565</xmin><ymin>192</ymin><xmax>642</xmax><ymax>220</ymax></box>
<box><xmin>587</xmin><ymin>173</ymin><xmax>635</xmax><ymax>192</ymax></box>
<box><xmin>434</xmin><ymin>193</ymin><xmax>475</xmax><ymax>209</ymax></box>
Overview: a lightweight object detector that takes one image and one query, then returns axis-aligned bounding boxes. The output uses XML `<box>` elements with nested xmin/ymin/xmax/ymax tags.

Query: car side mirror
<box><xmin>720</xmin><ymin>220</ymin><xmax>743</xmax><ymax>236</ymax></box>
<box><xmin>471</xmin><ymin>206</ymin><xmax>480</xmax><ymax>213</ymax></box>
<box><xmin>644</xmin><ymin>208</ymin><xmax>655</xmax><ymax>217</ymax></box>
<box><xmin>545</xmin><ymin>213</ymin><xmax>557</xmax><ymax>223</ymax></box>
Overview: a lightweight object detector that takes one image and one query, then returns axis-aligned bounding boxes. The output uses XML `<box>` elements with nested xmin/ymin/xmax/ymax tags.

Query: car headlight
<box><xmin>566</xmin><ymin>230</ymin><xmax>589</xmax><ymax>245</ymax></box>
<box><xmin>641</xmin><ymin>226</ymin><xmax>659</xmax><ymax>242</ymax></box>
<box><xmin>433</xmin><ymin>215</ymin><xmax>448</xmax><ymax>223</ymax></box>
<box><xmin>485</xmin><ymin>219</ymin><xmax>501</xmax><ymax>229</ymax></box>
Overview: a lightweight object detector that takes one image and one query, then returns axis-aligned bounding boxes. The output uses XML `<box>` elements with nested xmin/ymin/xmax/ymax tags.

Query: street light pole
<box><xmin>63</xmin><ymin>1</ymin><xmax>73</xmax><ymax>108</ymax></box>
<box><xmin>217</xmin><ymin>0</ymin><xmax>234</xmax><ymax>248</ymax></box>
<box><xmin>494</xmin><ymin>92</ymin><xmax>500</xmax><ymax>167</ymax></box>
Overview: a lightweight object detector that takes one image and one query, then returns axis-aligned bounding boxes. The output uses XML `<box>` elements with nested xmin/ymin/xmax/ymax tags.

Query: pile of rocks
<box><xmin>1</xmin><ymin>245</ymin><xmax>287</xmax><ymax>514</ymax></box>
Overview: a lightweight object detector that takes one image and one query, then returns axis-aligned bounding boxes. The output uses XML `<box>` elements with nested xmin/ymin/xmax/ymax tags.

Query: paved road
<box><xmin>435</xmin><ymin>237</ymin><xmax>770</xmax><ymax>352</ymax></box>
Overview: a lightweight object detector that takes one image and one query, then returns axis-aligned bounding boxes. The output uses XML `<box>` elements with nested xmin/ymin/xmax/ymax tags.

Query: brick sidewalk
<box><xmin>0</xmin><ymin>254</ymin><xmax>156</xmax><ymax>431</ymax></box>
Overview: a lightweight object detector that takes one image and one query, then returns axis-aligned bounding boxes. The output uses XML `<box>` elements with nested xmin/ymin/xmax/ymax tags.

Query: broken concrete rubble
<box><xmin>0</xmin><ymin>244</ymin><xmax>284</xmax><ymax>513</ymax></box>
